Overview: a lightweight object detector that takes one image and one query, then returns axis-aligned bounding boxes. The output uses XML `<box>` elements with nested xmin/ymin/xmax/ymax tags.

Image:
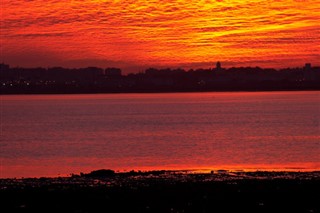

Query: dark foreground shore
<box><xmin>1</xmin><ymin>170</ymin><xmax>319</xmax><ymax>213</ymax></box>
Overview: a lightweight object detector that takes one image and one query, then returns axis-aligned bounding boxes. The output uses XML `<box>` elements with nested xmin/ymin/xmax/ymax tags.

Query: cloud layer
<box><xmin>1</xmin><ymin>0</ymin><xmax>319</xmax><ymax>71</ymax></box>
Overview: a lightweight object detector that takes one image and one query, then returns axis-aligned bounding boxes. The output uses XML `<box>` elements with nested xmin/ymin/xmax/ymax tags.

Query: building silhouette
<box><xmin>0</xmin><ymin>62</ymin><xmax>319</xmax><ymax>94</ymax></box>
<box><xmin>304</xmin><ymin>63</ymin><xmax>311</xmax><ymax>70</ymax></box>
<box><xmin>216</xmin><ymin>61</ymin><xmax>221</xmax><ymax>71</ymax></box>
<box><xmin>105</xmin><ymin>68</ymin><xmax>122</xmax><ymax>77</ymax></box>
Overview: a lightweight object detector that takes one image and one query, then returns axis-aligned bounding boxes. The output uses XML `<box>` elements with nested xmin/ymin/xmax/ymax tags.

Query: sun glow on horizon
<box><xmin>1</xmin><ymin>0</ymin><xmax>319</xmax><ymax>72</ymax></box>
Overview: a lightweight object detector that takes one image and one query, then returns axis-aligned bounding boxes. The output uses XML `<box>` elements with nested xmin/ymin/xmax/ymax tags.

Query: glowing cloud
<box><xmin>1</xmin><ymin>0</ymin><xmax>319</xmax><ymax>72</ymax></box>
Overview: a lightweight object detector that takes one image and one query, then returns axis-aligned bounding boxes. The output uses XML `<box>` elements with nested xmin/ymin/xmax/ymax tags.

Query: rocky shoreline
<box><xmin>1</xmin><ymin>170</ymin><xmax>320</xmax><ymax>212</ymax></box>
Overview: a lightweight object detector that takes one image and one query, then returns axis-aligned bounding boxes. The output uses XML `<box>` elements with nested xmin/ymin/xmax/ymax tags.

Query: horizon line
<box><xmin>1</xmin><ymin>62</ymin><xmax>318</xmax><ymax>73</ymax></box>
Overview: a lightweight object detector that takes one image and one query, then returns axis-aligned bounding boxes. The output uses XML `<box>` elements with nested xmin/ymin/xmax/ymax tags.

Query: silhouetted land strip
<box><xmin>1</xmin><ymin>63</ymin><xmax>319</xmax><ymax>94</ymax></box>
<box><xmin>1</xmin><ymin>170</ymin><xmax>319</xmax><ymax>213</ymax></box>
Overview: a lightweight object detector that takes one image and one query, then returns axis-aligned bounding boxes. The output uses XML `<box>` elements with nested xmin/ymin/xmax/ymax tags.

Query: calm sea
<box><xmin>1</xmin><ymin>91</ymin><xmax>319</xmax><ymax>178</ymax></box>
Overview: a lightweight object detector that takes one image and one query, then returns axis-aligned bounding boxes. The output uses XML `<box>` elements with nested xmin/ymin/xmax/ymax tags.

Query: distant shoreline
<box><xmin>2</xmin><ymin>63</ymin><xmax>320</xmax><ymax>94</ymax></box>
<box><xmin>1</xmin><ymin>88</ymin><xmax>320</xmax><ymax>95</ymax></box>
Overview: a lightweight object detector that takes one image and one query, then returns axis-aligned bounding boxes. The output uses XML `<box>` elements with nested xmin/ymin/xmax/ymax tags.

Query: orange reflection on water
<box><xmin>1</xmin><ymin>92</ymin><xmax>319</xmax><ymax>178</ymax></box>
<box><xmin>2</xmin><ymin>157</ymin><xmax>320</xmax><ymax>178</ymax></box>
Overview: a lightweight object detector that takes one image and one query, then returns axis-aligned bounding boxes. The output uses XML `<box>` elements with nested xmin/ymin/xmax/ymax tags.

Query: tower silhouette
<box><xmin>216</xmin><ymin>61</ymin><xmax>221</xmax><ymax>70</ymax></box>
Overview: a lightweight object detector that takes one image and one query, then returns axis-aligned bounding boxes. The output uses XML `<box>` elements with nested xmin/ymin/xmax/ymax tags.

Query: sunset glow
<box><xmin>1</xmin><ymin>0</ymin><xmax>319</xmax><ymax>72</ymax></box>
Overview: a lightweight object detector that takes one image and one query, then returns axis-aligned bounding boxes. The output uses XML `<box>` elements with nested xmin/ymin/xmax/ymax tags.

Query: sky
<box><xmin>1</xmin><ymin>0</ymin><xmax>320</xmax><ymax>73</ymax></box>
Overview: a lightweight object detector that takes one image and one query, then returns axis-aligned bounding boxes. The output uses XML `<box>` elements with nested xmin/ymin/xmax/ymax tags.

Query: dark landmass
<box><xmin>1</xmin><ymin>170</ymin><xmax>320</xmax><ymax>213</ymax></box>
<box><xmin>1</xmin><ymin>62</ymin><xmax>319</xmax><ymax>94</ymax></box>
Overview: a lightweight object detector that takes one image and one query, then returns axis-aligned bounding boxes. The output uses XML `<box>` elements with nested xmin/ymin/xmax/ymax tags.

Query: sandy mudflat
<box><xmin>1</xmin><ymin>170</ymin><xmax>319</xmax><ymax>213</ymax></box>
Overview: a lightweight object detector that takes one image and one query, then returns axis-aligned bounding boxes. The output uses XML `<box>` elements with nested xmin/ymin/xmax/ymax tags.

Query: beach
<box><xmin>1</xmin><ymin>170</ymin><xmax>319</xmax><ymax>213</ymax></box>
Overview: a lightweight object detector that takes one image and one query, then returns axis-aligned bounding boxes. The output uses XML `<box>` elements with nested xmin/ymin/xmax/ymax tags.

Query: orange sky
<box><xmin>1</xmin><ymin>0</ymin><xmax>319</xmax><ymax>73</ymax></box>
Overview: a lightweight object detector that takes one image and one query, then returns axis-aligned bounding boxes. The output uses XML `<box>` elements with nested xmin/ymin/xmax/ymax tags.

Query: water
<box><xmin>1</xmin><ymin>91</ymin><xmax>319</xmax><ymax>178</ymax></box>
